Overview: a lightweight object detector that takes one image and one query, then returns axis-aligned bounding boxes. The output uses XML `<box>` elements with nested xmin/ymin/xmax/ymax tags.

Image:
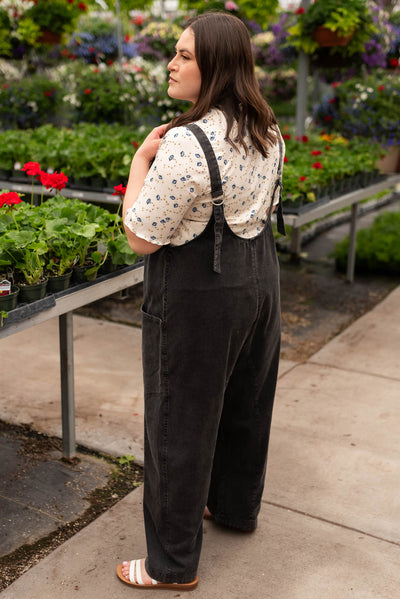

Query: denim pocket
<box><xmin>142</xmin><ymin>308</ymin><xmax>163</xmax><ymax>396</ymax></box>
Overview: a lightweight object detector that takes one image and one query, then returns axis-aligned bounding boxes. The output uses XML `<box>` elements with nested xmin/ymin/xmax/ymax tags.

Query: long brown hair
<box><xmin>165</xmin><ymin>12</ymin><xmax>279</xmax><ymax>157</ymax></box>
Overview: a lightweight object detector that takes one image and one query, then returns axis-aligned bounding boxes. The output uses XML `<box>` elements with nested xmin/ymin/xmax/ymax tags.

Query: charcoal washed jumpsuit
<box><xmin>141</xmin><ymin>123</ymin><xmax>285</xmax><ymax>584</ymax></box>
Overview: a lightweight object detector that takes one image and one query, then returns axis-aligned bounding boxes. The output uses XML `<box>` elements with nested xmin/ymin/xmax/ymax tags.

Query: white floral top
<box><xmin>124</xmin><ymin>108</ymin><xmax>284</xmax><ymax>246</ymax></box>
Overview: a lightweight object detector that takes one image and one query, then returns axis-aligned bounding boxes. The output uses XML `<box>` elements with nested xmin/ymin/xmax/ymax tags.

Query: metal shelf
<box><xmin>277</xmin><ymin>174</ymin><xmax>400</xmax><ymax>282</ymax></box>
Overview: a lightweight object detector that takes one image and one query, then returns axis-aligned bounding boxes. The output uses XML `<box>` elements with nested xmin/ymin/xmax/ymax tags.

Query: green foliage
<box><xmin>0</xmin><ymin>77</ymin><xmax>62</xmax><ymax>130</ymax></box>
<box><xmin>24</xmin><ymin>0</ymin><xmax>83</xmax><ymax>35</ymax></box>
<box><xmin>0</xmin><ymin>123</ymin><xmax>147</xmax><ymax>182</ymax></box>
<box><xmin>178</xmin><ymin>0</ymin><xmax>279</xmax><ymax>28</ymax></box>
<box><xmin>333</xmin><ymin>210</ymin><xmax>400</xmax><ymax>275</ymax></box>
<box><xmin>0</xmin><ymin>196</ymin><xmax>138</xmax><ymax>282</ymax></box>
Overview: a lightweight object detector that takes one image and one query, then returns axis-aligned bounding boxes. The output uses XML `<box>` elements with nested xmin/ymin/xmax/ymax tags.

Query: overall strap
<box><xmin>187</xmin><ymin>123</ymin><xmax>224</xmax><ymax>274</ymax></box>
<box><xmin>269</xmin><ymin>137</ymin><xmax>286</xmax><ymax>236</ymax></box>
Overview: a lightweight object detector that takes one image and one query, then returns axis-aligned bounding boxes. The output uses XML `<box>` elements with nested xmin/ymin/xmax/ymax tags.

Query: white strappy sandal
<box><xmin>116</xmin><ymin>558</ymin><xmax>199</xmax><ymax>591</ymax></box>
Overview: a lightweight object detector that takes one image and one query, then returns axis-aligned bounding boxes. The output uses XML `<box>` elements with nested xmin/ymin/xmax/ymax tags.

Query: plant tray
<box><xmin>1</xmin><ymin>262</ymin><xmax>143</xmax><ymax>329</ymax></box>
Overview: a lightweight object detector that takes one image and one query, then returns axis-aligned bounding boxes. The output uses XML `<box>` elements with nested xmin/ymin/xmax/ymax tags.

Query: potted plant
<box><xmin>288</xmin><ymin>0</ymin><xmax>376</xmax><ymax>56</ymax></box>
<box><xmin>24</xmin><ymin>0</ymin><xmax>87</xmax><ymax>44</ymax></box>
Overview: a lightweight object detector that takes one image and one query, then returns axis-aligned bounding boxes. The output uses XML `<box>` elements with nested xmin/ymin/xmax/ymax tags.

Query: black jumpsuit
<box><xmin>141</xmin><ymin>124</ymin><xmax>285</xmax><ymax>583</ymax></box>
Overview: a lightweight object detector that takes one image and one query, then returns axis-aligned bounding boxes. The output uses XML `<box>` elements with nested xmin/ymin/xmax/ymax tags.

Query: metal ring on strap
<box><xmin>212</xmin><ymin>196</ymin><xmax>224</xmax><ymax>206</ymax></box>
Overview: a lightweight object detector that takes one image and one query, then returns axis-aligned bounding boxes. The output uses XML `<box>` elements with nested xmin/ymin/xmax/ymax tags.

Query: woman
<box><xmin>116</xmin><ymin>11</ymin><xmax>285</xmax><ymax>591</ymax></box>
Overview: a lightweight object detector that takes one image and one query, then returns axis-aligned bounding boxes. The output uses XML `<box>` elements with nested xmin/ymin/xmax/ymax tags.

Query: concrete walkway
<box><xmin>1</xmin><ymin>286</ymin><xmax>399</xmax><ymax>598</ymax></box>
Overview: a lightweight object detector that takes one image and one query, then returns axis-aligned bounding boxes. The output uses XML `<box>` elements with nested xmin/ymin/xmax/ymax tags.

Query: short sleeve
<box><xmin>124</xmin><ymin>127</ymin><xmax>210</xmax><ymax>245</ymax></box>
<box><xmin>269</xmin><ymin>134</ymin><xmax>285</xmax><ymax>208</ymax></box>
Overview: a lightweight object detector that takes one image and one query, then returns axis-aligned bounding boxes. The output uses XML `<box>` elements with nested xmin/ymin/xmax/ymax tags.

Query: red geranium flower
<box><xmin>295</xmin><ymin>7</ymin><xmax>305</xmax><ymax>14</ymax></box>
<box><xmin>312</xmin><ymin>162</ymin><xmax>323</xmax><ymax>169</ymax></box>
<box><xmin>84</xmin><ymin>88</ymin><xmax>92</xmax><ymax>95</ymax></box>
<box><xmin>113</xmin><ymin>184</ymin><xmax>127</xmax><ymax>197</ymax></box>
<box><xmin>284</xmin><ymin>157</ymin><xmax>288</xmax><ymax>163</ymax></box>
<box><xmin>311</xmin><ymin>150</ymin><xmax>322</xmax><ymax>156</ymax></box>
<box><xmin>324</xmin><ymin>115</ymin><xmax>333</xmax><ymax>122</ymax></box>
<box><xmin>328</xmin><ymin>97</ymin><xmax>336</xmax><ymax>104</ymax></box>
<box><xmin>331</xmin><ymin>81</ymin><xmax>342</xmax><ymax>88</ymax></box>
<box><xmin>389</xmin><ymin>58</ymin><xmax>399</xmax><ymax>67</ymax></box>
<box><xmin>78</xmin><ymin>2</ymin><xmax>87</xmax><ymax>10</ymax></box>
<box><xmin>325</xmin><ymin>146</ymin><xmax>330</xmax><ymax>151</ymax></box>
<box><xmin>39</xmin><ymin>171</ymin><xmax>68</xmax><ymax>191</ymax></box>
<box><xmin>282</xmin><ymin>134</ymin><xmax>291</xmax><ymax>140</ymax></box>
<box><xmin>22</xmin><ymin>161</ymin><xmax>42</xmax><ymax>177</ymax></box>
<box><xmin>0</xmin><ymin>191</ymin><xmax>22</xmax><ymax>208</ymax></box>
<box><xmin>132</xmin><ymin>141</ymin><xmax>139</xmax><ymax>149</ymax></box>
<box><xmin>296</xmin><ymin>135</ymin><xmax>309</xmax><ymax>142</ymax></box>
<box><xmin>299</xmin><ymin>176</ymin><xmax>307</xmax><ymax>182</ymax></box>
<box><xmin>378</xmin><ymin>85</ymin><xmax>384</xmax><ymax>91</ymax></box>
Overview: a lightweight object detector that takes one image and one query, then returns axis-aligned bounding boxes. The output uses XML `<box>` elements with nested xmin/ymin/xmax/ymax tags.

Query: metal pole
<box><xmin>115</xmin><ymin>0</ymin><xmax>124</xmax><ymax>83</ymax></box>
<box><xmin>346</xmin><ymin>202</ymin><xmax>359</xmax><ymax>283</ymax></box>
<box><xmin>295</xmin><ymin>0</ymin><xmax>311</xmax><ymax>137</ymax></box>
<box><xmin>59</xmin><ymin>312</ymin><xmax>76</xmax><ymax>459</ymax></box>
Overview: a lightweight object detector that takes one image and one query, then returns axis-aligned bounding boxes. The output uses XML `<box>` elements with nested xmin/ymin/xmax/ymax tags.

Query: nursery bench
<box><xmin>282</xmin><ymin>174</ymin><xmax>400</xmax><ymax>282</ymax></box>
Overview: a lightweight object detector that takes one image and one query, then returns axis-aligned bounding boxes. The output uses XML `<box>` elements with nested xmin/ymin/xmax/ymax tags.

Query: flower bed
<box><xmin>0</xmin><ymin>124</ymin><xmax>149</xmax><ymax>187</ymax></box>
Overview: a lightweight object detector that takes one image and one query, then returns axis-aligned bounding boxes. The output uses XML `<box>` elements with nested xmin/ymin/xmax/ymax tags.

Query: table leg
<box><xmin>290</xmin><ymin>226</ymin><xmax>302</xmax><ymax>260</ymax></box>
<box><xmin>346</xmin><ymin>202</ymin><xmax>359</xmax><ymax>284</ymax></box>
<box><xmin>59</xmin><ymin>312</ymin><xmax>76</xmax><ymax>458</ymax></box>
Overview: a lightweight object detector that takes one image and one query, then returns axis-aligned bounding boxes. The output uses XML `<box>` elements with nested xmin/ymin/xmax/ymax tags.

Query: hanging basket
<box><xmin>312</xmin><ymin>26</ymin><xmax>354</xmax><ymax>47</ymax></box>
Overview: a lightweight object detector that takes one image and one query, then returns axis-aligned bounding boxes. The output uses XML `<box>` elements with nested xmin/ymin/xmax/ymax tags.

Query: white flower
<box><xmin>27</xmin><ymin>101</ymin><xmax>38</xmax><ymax>112</ymax></box>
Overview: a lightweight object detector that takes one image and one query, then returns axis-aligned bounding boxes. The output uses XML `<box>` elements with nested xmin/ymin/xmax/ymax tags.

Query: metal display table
<box><xmin>0</xmin><ymin>264</ymin><xmax>144</xmax><ymax>459</ymax></box>
<box><xmin>282</xmin><ymin>175</ymin><xmax>400</xmax><ymax>282</ymax></box>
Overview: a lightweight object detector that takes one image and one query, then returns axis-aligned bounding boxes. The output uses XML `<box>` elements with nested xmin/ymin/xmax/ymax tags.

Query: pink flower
<box><xmin>225</xmin><ymin>1</ymin><xmax>238</xmax><ymax>10</ymax></box>
<box><xmin>0</xmin><ymin>192</ymin><xmax>22</xmax><ymax>208</ymax></box>
<box><xmin>22</xmin><ymin>161</ymin><xmax>41</xmax><ymax>177</ymax></box>
<box><xmin>113</xmin><ymin>184</ymin><xmax>127</xmax><ymax>197</ymax></box>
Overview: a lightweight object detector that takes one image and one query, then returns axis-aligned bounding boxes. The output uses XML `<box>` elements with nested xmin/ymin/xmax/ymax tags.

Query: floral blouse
<box><xmin>124</xmin><ymin>108</ymin><xmax>284</xmax><ymax>246</ymax></box>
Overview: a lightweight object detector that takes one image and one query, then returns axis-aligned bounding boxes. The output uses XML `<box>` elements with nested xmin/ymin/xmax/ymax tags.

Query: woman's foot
<box><xmin>116</xmin><ymin>558</ymin><xmax>199</xmax><ymax>591</ymax></box>
<box><xmin>121</xmin><ymin>558</ymin><xmax>154</xmax><ymax>584</ymax></box>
